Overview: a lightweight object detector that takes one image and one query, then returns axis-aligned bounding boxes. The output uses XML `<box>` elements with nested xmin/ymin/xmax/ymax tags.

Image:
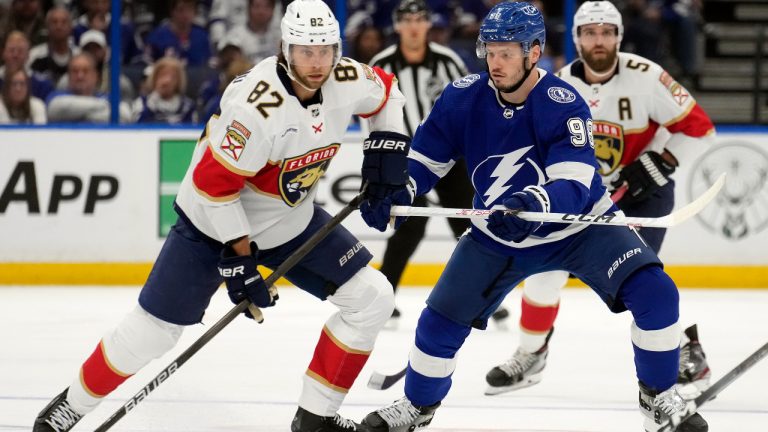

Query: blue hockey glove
<box><xmin>361</xmin><ymin>131</ymin><xmax>411</xmax><ymax>202</ymax></box>
<box><xmin>611</xmin><ymin>150</ymin><xmax>677</xmax><ymax>206</ymax></box>
<box><xmin>487</xmin><ymin>192</ymin><xmax>543</xmax><ymax>243</ymax></box>
<box><xmin>360</xmin><ymin>186</ymin><xmax>413</xmax><ymax>232</ymax></box>
<box><xmin>218</xmin><ymin>241</ymin><xmax>276</xmax><ymax>318</ymax></box>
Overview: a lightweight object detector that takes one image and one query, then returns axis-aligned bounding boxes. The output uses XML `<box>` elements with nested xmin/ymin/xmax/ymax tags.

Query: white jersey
<box><xmin>175</xmin><ymin>56</ymin><xmax>403</xmax><ymax>248</ymax></box>
<box><xmin>557</xmin><ymin>52</ymin><xmax>714</xmax><ymax>183</ymax></box>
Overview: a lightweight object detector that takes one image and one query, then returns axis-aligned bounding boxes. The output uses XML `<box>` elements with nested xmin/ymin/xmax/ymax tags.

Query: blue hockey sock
<box><xmin>405</xmin><ymin>307</ymin><xmax>471</xmax><ymax>406</ymax></box>
<box><xmin>619</xmin><ymin>265</ymin><xmax>680</xmax><ymax>391</ymax></box>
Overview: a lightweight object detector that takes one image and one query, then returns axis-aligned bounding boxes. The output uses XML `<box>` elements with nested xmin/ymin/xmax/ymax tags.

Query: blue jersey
<box><xmin>407</xmin><ymin>70</ymin><xmax>615</xmax><ymax>254</ymax></box>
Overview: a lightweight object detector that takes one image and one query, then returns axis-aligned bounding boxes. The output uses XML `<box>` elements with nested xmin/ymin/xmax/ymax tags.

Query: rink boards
<box><xmin>1</xmin><ymin>126</ymin><xmax>767</xmax><ymax>287</ymax></box>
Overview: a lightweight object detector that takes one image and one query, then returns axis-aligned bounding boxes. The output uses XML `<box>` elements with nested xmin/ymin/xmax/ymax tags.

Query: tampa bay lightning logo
<box><xmin>547</xmin><ymin>87</ymin><xmax>576</xmax><ymax>103</ymax></box>
<box><xmin>452</xmin><ymin>74</ymin><xmax>480</xmax><ymax>88</ymax></box>
<box><xmin>521</xmin><ymin>5</ymin><xmax>538</xmax><ymax>15</ymax></box>
<box><xmin>472</xmin><ymin>146</ymin><xmax>546</xmax><ymax>207</ymax></box>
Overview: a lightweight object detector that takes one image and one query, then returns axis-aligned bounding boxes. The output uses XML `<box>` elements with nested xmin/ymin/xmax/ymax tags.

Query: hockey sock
<box><xmin>519</xmin><ymin>298</ymin><xmax>559</xmax><ymax>352</ymax></box>
<box><xmin>405</xmin><ymin>307</ymin><xmax>471</xmax><ymax>407</ymax></box>
<box><xmin>301</xmin><ymin>266</ymin><xmax>392</xmax><ymax>416</ymax></box>
<box><xmin>620</xmin><ymin>266</ymin><xmax>680</xmax><ymax>391</ymax></box>
<box><xmin>67</xmin><ymin>305</ymin><xmax>183</xmax><ymax>414</ymax></box>
<box><xmin>519</xmin><ymin>271</ymin><xmax>567</xmax><ymax>352</ymax></box>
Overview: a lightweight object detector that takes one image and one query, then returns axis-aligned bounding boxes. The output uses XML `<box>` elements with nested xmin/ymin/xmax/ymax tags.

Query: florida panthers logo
<box><xmin>472</xmin><ymin>145</ymin><xmax>546</xmax><ymax>207</ymax></box>
<box><xmin>279</xmin><ymin>144</ymin><xmax>339</xmax><ymax>207</ymax></box>
<box><xmin>593</xmin><ymin>120</ymin><xmax>624</xmax><ymax>176</ymax></box>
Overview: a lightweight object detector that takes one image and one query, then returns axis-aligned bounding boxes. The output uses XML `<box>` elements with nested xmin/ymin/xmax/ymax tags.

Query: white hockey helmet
<box><xmin>281</xmin><ymin>0</ymin><xmax>342</xmax><ymax>67</ymax></box>
<box><xmin>572</xmin><ymin>1</ymin><xmax>624</xmax><ymax>45</ymax></box>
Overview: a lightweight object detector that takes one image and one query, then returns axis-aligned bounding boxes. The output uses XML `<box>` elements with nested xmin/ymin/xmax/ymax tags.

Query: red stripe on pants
<box><xmin>307</xmin><ymin>328</ymin><xmax>370</xmax><ymax>391</ymax></box>
<box><xmin>80</xmin><ymin>341</ymin><xmax>132</xmax><ymax>397</ymax></box>
<box><xmin>520</xmin><ymin>298</ymin><xmax>560</xmax><ymax>333</ymax></box>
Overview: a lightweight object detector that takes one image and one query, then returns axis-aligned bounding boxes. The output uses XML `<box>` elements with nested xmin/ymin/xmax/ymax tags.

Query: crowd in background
<box><xmin>0</xmin><ymin>0</ymin><xmax>703</xmax><ymax>125</ymax></box>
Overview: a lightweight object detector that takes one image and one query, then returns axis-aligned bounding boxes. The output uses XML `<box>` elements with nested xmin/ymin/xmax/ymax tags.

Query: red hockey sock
<box><xmin>520</xmin><ymin>296</ymin><xmax>560</xmax><ymax>334</ymax></box>
<box><xmin>79</xmin><ymin>340</ymin><xmax>133</xmax><ymax>398</ymax></box>
<box><xmin>306</xmin><ymin>326</ymin><xmax>371</xmax><ymax>392</ymax></box>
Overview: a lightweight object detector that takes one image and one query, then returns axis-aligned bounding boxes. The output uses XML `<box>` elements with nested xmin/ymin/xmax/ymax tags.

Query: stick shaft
<box><xmin>93</xmin><ymin>193</ymin><xmax>364</xmax><ymax>431</ymax></box>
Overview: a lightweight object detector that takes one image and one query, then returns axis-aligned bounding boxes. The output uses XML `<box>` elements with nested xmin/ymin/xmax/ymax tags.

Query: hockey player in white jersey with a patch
<box><xmin>484</xmin><ymin>1</ymin><xmax>715</xmax><ymax>429</ymax></box>
<box><xmin>34</xmin><ymin>1</ymin><xmax>413</xmax><ymax>431</ymax></box>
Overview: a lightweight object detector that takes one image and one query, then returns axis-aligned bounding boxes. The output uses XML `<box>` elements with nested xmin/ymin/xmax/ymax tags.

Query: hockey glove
<box><xmin>361</xmin><ymin>131</ymin><xmax>411</xmax><ymax>202</ymax></box>
<box><xmin>487</xmin><ymin>191</ymin><xmax>543</xmax><ymax>243</ymax></box>
<box><xmin>218</xmin><ymin>241</ymin><xmax>276</xmax><ymax>318</ymax></box>
<box><xmin>360</xmin><ymin>185</ymin><xmax>413</xmax><ymax>232</ymax></box>
<box><xmin>611</xmin><ymin>150</ymin><xmax>677</xmax><ymax>206</ymax></box>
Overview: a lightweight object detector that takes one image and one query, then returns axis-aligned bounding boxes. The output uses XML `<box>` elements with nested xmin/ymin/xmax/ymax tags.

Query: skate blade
<box><xmin>484</xmin><ymin>374</ymin><xmax>543</xmax><ymax>396</ymax></box>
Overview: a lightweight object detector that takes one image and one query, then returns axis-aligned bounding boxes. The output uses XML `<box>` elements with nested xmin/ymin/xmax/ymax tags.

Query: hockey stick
<box><xmin>390</xmin><ymin>173</ymin><xmax>725</xmax><ymax>228</ymax></box>
<box><xmin>368</xmin><ymin>366</ymin><xmax>407</xmax><ymax>390</ymax></box>
<box><xmin>93</xmin><ymin>191</ymin><xmax>366</xmax><ymax>432</ymax></box>
<box><xmin>659</xmin><ymin>341</ymin><xmax>768</xmax><ymax>432</ymax></box>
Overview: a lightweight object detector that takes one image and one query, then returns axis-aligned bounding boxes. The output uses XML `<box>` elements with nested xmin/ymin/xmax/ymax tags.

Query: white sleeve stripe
<box><xmin>409</xmin><ymin>344</ymin><xmax>457</xmax><ymax>378</ymax></box>
<box><xmin>631</xmin><ymin>320</ymin><xmax>681</xmax><ymax>352</ymax></box>
<box><xmin>409</xmin><ymin>149</ymin><xmax>456</xmax><ymax>178</ymax></box>
<box><xmin>545</xmin><ymin>161</ymin><xmax>594</xmax><ymax>189</ymax></box>
<box><xmin>522</xmin><ymin>185</ymin><xmax>551</xmax><ymax>213</ymax></box>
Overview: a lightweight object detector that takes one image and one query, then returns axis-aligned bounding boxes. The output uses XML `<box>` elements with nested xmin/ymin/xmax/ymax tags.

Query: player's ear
<box><xmin>529</xmin><ymin>44</ymin><xmax>542</xmax><ymax>64</ymax></box>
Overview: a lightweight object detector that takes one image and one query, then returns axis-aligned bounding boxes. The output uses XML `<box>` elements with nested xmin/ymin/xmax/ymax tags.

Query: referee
<box><xmin>370</xmin><ymin>0</ymin><xmax>508</xmax><ymax>325</ymax></box>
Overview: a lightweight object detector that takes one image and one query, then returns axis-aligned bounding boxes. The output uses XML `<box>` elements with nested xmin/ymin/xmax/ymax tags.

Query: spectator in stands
<box><xmin>218</xmin><ymin>0</ymin><xmax>281</xmax><ymax>65</ymax></box>
<box><xmin>208</xmin><ymin>0</ymin><xmax>249</xmax><ymax>47</ymax></box>
<box><xmin>28</xmin><ymin>7</ymin><xmax>75</xmax><ymax>87</ymax></box>
<box><xmin>0</xmin><ymin>68</ymin><xmax>46</xmax><ymax>124</ymax></box>
<box><xmin>621</xmin><ymin>0</ymin><xmax>664</xmax><ymax>64</ymax></box>
<box><xmin>72</xmin><ymin>0</ymin><xmax>143</xmax><ymax>65</ymax></box>
<box><xmin>0</xmin><ymin>30</ymin><xmax>53</xmax><ymax>100</ymax></box>
<box><xmin>132</xmin><ymin>56</ymin><xmax>196</xmax><ymax>124</ymax></box>
<box><xmin>47</xmin><ymin>53</ymin><xmax>130</xmax><ymax>123</ymax></box>
<box><xmin>145</xmin><ymin>0</ymin><xmax>211</xmax><ymax>67</ymax></box>
<box><xmin>199</xmin><ymin>57</ymin><xmax>252</xmax><ymax>122</ymax></box>
<box><xmin>197</xmin><ymin>40</ymin><xmax>245</xmax><ymax>120</ymax></box>
<box><xmin>0</xmin><ymin>0</ymin><xmax>45</xmax><ymax>47</ymax></box>
<box><xmin>55</xmin><ymin>30</ymin><xmax>136</xmax><ymax>101</ymax></box>
<box><xmin>661</xmin><ymin>0</ymin><xmax>702</xmax><ymax>87</ymax></box>
<box><xmin>348</xmin><ymin>23</ymin><xmax>384</xmax><ymax>65</ymax></box>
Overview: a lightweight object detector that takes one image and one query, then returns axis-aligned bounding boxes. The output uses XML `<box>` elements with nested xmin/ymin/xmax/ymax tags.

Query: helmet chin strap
<box><xmin>488</xmin><ymin>56</ymin><xmax>535</xmax><ymax>94</ymax></box>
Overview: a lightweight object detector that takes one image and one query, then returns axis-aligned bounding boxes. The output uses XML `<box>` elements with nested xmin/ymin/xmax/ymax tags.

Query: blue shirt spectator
<box><xmin>132</xmin><ymin>56</ymin><xmax>196</xmax><ymax>124</ymax></box>
<box><xmin>145</xmin><ymin>0</ymin><xmax>212</xmax><ymax>66</ymax></box>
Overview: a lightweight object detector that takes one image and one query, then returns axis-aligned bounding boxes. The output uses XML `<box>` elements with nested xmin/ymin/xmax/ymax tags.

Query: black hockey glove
<box><xmin>487</xmin><ymin>191</ymin><xmax>543</xmax><ymax>243</ymax></box>
<box><xmin>218</xmin><ymin>241</ymin><xmax>276</xmax><ymax>318</ymax></box>
<box><xmin>611</xmin><ymin>150</ymin><xmax>677</xmax><ymax>206</ymax></box>
<box><xmin>360</xmin><ymin>131</ymin><xmax>413</xmax><ymax>231</ymax></box>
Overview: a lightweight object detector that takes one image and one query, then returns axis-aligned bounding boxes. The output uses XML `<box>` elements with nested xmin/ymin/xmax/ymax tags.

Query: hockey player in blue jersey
<box><xmin>359</xmin><ymin>3</ymin><xmax>707</xmax><ymax>432</ymax></box>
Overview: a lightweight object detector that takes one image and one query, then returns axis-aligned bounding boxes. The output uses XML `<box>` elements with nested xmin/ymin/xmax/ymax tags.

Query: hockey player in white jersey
<box><xmin>33</xmin><ymin>1</ymin><xmax>412</xmax><ymax>431</ymax></box>
<box><xmin>484</xmin><ymin>1</ymin><xmax>714</xmax><ymax>429</ymax></box>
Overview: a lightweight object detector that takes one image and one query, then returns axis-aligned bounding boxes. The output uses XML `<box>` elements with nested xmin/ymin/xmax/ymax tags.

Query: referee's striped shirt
<box><xmin>369</xmin><ymin>42</ymin><xmax>468</xmax><ymax>137</ymax></box>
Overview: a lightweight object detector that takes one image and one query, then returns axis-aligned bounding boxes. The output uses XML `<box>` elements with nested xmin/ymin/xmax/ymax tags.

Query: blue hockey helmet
<box><xmin>476</xmin><ymin>1</ymin><xmax>546</xmax><ymax>59</ymax></box>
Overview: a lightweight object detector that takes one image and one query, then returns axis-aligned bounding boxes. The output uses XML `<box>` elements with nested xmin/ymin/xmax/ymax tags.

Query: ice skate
<box><xmin>33</xmin><ymin>388</ymin><xmax>83</xmax><ymax>432</ymax></box>
<box><xmin>362</xmin><ymin>396</ymin><xmax>439</xmax><ymax>432</ymax></box>
<box><xmin>677</xmin><ymin>324</ymin><xmax>711</xmax><ymax>398</ymax></box>
<box><xmin>291</xmin><ymin>407</ymin><xmax>367</xmax><ymax>432</ymax></box>
<box><xmin>484</xmin><ymin>328</ymin><xmax>553</xmax><ymax>395</ymax></box>
<box><xmin>639</xmin><ymin>382</ymin><xmax>708</xmax><ymax>432</ymax></box>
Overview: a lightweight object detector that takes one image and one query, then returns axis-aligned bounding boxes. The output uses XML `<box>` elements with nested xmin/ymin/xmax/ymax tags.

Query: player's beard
<box><xmin>294</xmin><ymin>67</ymin><xmax>331</xmax><ymax>91</ymax></box>
<box><xmin>494</xmin><ymin>58</ymin><xmax>535</xmax><ymax>94</ymax></box>
<box><xmin>582</xmin><ymin>44</ymin><xmax>618</xmax><ymax>74</ymax></box>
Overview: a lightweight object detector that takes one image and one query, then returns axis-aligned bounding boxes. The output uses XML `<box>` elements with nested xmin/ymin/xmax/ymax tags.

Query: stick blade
<box><xmin>367</xmin><ymin>368</ymin><xmax>406</xmax><ymax>390</ymax></box>
<box><xmin>668</xmin><ymin>172</ymin><xmax>726</xmax><ymax>226</ymax></box>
